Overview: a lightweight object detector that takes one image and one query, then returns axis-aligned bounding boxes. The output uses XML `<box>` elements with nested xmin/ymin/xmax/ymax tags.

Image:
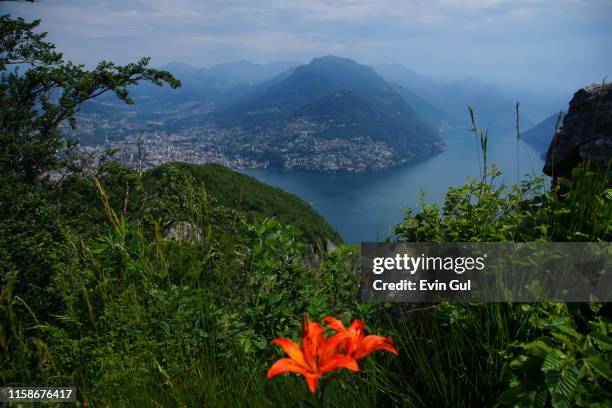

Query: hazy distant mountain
<box><xmin>75</xmin><ymin>56</ymin><xmax>573</xmax><ymax>171</ymax></box>
<box><xmin>375</xmin><ymin>63</ymin><xmax>534</xmax><ymax>133</ymax></box>
<box><xmin>375</xmin><ymin>64</ymin><xmax>439</xmax><ymax>102</ymax></box>
<box><xmin>221</xmin><ymin>56</ymin><xmax>398</xmax><ymax>116</ymax></box>
<box><xmin>522</xmin><ymin>112</ymin><xmax>565</xmax><ymax>155</ymax></box>
<box><xmin>159</xmin><ymin>60</ymin><xmax>299</xmax><ymax>90</ymax></box>
<box><xmin>208</xmin><ymin>60</ymin><xmax>299</xmax><ymax>85</ymax></box>
<box><xmin>97</xmin><ymin>60</ymin><xmax>298</xmax><ymax>112</ymax></box>
<box><xmin>76</xmin><ymin>61</ymin><xmax>293</xmax><ymax>141</ymax></box>
<box><xmin>215</xmin><ymin>55</ymin><xmax>444</xmax><ymax>163</ymax></box>
<box><xmin>160</xmin><ymin>62</ymin><xmax>237</xmax><ymax>89</ymax></box>
<box><xmin>127</xmin><ymin>62</ymin><xmax>239</xmax><ymax>109</ymax></box>
<box><xmin>391</xmin><ymin>85</ymin><xmax>448</xmax><ymax>132</ymax></box>
<box><xmin>88</xmin><ymin>62</ymin><xmax>239</xmax><ymax>116</ymax></box>
<box><xmin>443</xmin><ymin>78</ymin><xmax>530</xmax><ymax>131</ymax></box>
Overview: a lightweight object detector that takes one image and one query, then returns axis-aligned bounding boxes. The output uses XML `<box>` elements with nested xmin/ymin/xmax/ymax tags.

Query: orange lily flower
<box><xmin>323</xmin><ymin>316</ymin><xmax>398</xmax><ymax>361</ymax></box>
<box><xmin>267</xmin><ymin>315</ymin><xmax>359</xmax><ymax>392</ymax></box>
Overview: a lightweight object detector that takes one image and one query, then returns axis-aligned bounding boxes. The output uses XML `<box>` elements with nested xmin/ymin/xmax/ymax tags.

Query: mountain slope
<box><xmin>208</xmin><ymin>60</ymin><xmax>299</xmax><ymax>85</ymax></box>
<box><xmin>375</xmin><ymin>64</ymin><xmax>439</xmax><ymax>102</ymax></box>
<box><xmin>85</xmin><ymin>60</ymin><xmax>297</xmax><ymax>119</ymax></box>
<box><xmin>221</xmin><ymin>56</ymin><xmax>395</xmax><ymax>119</ymax></box>
<box><xmin>522</xmin><ymin>112</ymin><xmax>564</xmax><ymax>155</ymax></box>
<box><xmin>111</xmin><ymin>62</ymin><xmax>242</xmax><ymax>111</ymax></box>
<box><xmin>144</xmin><ymin>162</ymin><xmax>341</xmax><ymax>244</ymax></box>
<box><xmin>391</xmin><ymin>85</ymin><xmax>448</xmax><ymax>131</ymax></box>
<box><xmin>214</xmin><ymin>56</ymin><xmax>444</xmax><ymax>170</ymax></box>
<box><xmin>72</xmin><ymin>62</ymin><xmax>243</xmax><ymax>143</ymax></box>
<box><xmin>375</xmin><ymin>64</ymin><xmax>534</xmax><ymax>133</ymax></box>
<box><xmin>292</xmin><ymin>89</ymin><xmax>438</xmax><ymax>157</ymax></box>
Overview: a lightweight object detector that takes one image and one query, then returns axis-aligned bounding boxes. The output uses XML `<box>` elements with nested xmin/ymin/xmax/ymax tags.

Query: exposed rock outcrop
<box><xmin>164</xmin><ymin>221</ymin><xmax>202</xmax><ymax>241</ymax></box>
<box><xmin>543</xmin><ymin>82</ymin><xmax>611</xmax><ymax>178</ymax></box>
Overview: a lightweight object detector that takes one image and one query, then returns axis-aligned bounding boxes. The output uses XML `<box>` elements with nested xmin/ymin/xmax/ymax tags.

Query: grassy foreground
<box><xmin>2</xmin><ymin>160</ymin><xmax>610</xmax><ymax>407</ymax></box>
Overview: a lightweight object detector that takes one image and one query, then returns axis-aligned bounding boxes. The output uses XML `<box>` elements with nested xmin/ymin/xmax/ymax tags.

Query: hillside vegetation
<box><xmin>144</xmin><ymin>162</ymin><xmax>341</xmax><ymax>245</ymax></box>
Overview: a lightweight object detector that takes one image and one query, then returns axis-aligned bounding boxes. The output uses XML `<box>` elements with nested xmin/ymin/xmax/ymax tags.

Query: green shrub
<box><xmin>499</xmin><ymin>303</ymin><xmax>611</xmax><ymax>408</ymax></box>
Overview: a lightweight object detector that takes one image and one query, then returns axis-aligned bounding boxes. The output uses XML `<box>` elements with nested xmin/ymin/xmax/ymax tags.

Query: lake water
<box><xmin>242</xmin><ymin>132</ymin><xmax>546</xmax><ymax>243</ymax></box>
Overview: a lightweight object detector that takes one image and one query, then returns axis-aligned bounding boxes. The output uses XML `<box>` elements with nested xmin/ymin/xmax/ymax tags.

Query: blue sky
<box><xmin>2</xmin><ymin>0</ymin><xmax>611</xmax><ymax>112</ymax></box>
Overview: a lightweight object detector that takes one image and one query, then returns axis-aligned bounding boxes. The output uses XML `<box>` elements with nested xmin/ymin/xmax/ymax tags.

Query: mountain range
<box><xmin>375</xmin><ymin>64</ymin><xmax>536</xmax><ymax>133</ymax></box>
<box><xmin>212</xmin><ymin>56</ymin><xmax>443</xmax><ymax>164</ymax></box>
<box><xmin>68</xmin><ymin>55</ymin><xmax>547</xmax><ymax>171</ymax></box>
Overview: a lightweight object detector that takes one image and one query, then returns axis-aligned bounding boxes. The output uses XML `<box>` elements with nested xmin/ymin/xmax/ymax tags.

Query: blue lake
<box><xmin>242</xmin><ymin>132</ymin><xmax>546</xmax><ymax>243</ymax></box>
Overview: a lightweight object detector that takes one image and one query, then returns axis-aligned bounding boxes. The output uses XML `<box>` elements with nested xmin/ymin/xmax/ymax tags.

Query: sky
<box><xmin>2</xmin><ymin>0</ymin><xmax>611</xmax><ymax>116</ymax></box>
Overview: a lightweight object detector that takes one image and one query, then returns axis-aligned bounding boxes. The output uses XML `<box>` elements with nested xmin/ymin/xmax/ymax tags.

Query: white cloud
<box><xmin>1</xmin><ymin>0</ymin><xmax>609</xmax><ymax>91</ymax></box>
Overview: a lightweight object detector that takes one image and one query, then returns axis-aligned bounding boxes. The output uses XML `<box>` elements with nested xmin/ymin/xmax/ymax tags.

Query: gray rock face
<box><xmin>165</xmin><ymin>221</ymin><xmax>202</xmax><ymax>241</ymax></box>
<box><xmin>543</xmin><ymin>82</ymin><xmax>612</xmax><ymax>178</ymax></box>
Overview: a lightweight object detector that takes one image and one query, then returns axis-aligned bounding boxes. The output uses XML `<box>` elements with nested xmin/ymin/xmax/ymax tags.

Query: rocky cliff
<box><xmin>543</xmin><ymin>82</ymin><xmax>611</xmax><ymax>178</ymax></box>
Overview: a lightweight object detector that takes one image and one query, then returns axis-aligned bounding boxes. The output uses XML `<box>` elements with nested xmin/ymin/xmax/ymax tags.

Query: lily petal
<box><xmin>320</xmin><ymin>354</ymin><xmax>360</xmax><ymax>374</ymax></box>
<box><xmin>319</xmin><ymin>332</ymin><xmax>349</xmax><ymax>365</ymax></box>
<box><xmin>354</xmin><ymin>335</ymin><xmax>398</xmax><ymax>360</ymax></box>
<box><xmin>373</xmin><ymin>342</ymin><xmax>399</xmax><ymax>355</ymax></box>
<box><xmin>267</xmin><ymin>358</ymin><xmax>310</xmax><ymax>379</ymax></box>
<box><xmin>347</xmin><ymin>319</ymin><xmax>365</xmax><ymax>335</ymax></box>
<box><xmin>302</xmin><ymin>318</ymin><xmax>324</xmax><ymax>371</ymax></box>
<box><xmin>271</xmin><ymin>338</ymin><xmax>308</xmax><ymax>368</ymax></box>
<box><xmin>345</xmin><ymin>319</ymin><xmax>365</xmax><ymax>354</ymax></box>
<box><xmin>305</xmin><ymin>374</ymin><xmax>319</xmax><ymax>393</ymax></box>
<box><xmin>323</xmin><ymin>316</ymin><xmax>346</xmax><ymax>332</ymax></box>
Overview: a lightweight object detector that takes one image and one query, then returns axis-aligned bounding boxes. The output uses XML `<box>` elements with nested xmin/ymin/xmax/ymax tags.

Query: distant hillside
<box><xmin>291</xmin><ymin>89</ymin><xmax>438</xmax><ymax>157</ymax></box>
<box><xmin>208</xmin><ymin>60</ymin><xmax>299</xmax><ymax>85</ymax></box>
<box><xmin>214</xmin><ymin>56</ymin><xmax>444</xmax><ymax>169</ymax></box>
<box><xmin>69</xmin><ymin>59</ymin><xmax>543</xmax><ymax>157</ymax></box>
<box><xmin>220</xmin><ymin>56</ymin><xmax>399</xmax><ymax>120</ymax></box>
<box><xmin>374</xmin><ymin>64</ymin><xmax>438</xmax><ymax>102</ymax></box>
<box><xmin>135</xmin><ymin>61</ymin><xmax>299</xmax><ymax>106</ymax></box>
<box><xmin>522</xmin><ymin>112</ymin><xmax>565</xmax><ymax>156</ymax></box>
<box><xmin>375</xmin><ymin>63</ymin><xmax>535</xmax><ymax>133</ymax></box>
<box><xmin>391</xmin><ymin>85</ymin><xmax>448</xmax><ymax>132</ymax></box>
<box><xmin>70</xmin><ymin>61</ymin><xmax>297</xmax><ymax>145</ymax></box>
<box><xmin>107</xmin><ymin>61</ymin><xmax>244</xmax><ymax>109</ymax></box>
<box><xmin>144</xmin><ymin>162</ymin><xmax>342</xmax><ymax>244</ymax></box>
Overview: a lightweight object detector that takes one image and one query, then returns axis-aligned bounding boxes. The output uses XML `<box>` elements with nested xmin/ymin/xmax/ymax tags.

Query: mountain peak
<box><xmin>310</xmin><ymin>55</ymin><xmax>356</xmax><ymax>64</ymax></box>
<box><xmin>159</xmin><ymin>61</ymin><xmax>201</xmax><ymax>72</ymax></box>
<box><xmin>214</xmin><ymin>56</ymin><xmax>443</xmax><ymax>171</ymax></box>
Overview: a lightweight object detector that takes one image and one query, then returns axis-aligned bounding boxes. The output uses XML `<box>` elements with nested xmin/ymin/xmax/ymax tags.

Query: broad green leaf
<box><xmin>590</xmin><ymin>332</ymin><xmax>612</xmax><ymax>351</ymax></box>
<box><xmin>584</xmin><ymin>356</ymin><xmax>612</xmax><ymax>382</ymax></box>
<box><xmin>524</xmin><ymin>340</ymin><xmax>554</xmax><ymax>357</ymax></box>
<box><xmin>542</xmin><ymin>350</ymin><xmax>569</xmax><ymax>372</ymax></box>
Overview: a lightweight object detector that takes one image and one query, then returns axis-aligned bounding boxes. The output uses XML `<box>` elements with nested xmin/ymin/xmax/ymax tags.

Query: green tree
<box><xmin>0</xmin><ymin>14</ymin><xmax>180</xmax><ymax>182</ymax></box>
<box><xmin>0</xmin><ymin>14</ymin><xmax>180</xmax><ymax>326</ymax></box>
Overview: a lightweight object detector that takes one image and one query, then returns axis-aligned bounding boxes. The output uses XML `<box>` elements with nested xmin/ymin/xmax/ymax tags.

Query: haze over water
<box><xmin>243</xmin><ymin>132</ymin><xmax>545</xmax><ymax>243</ymax></box>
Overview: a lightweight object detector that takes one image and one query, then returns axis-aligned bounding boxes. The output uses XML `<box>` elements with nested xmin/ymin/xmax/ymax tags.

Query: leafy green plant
<box><xmin>499</xmin><ymin>303</ymin><xmax>611</xmax><ymax>408</ymax></box>
<box><xmin>395</xmin><ymin>163</ymin><xmax>610</xmax><ymax>243</ymax></box>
